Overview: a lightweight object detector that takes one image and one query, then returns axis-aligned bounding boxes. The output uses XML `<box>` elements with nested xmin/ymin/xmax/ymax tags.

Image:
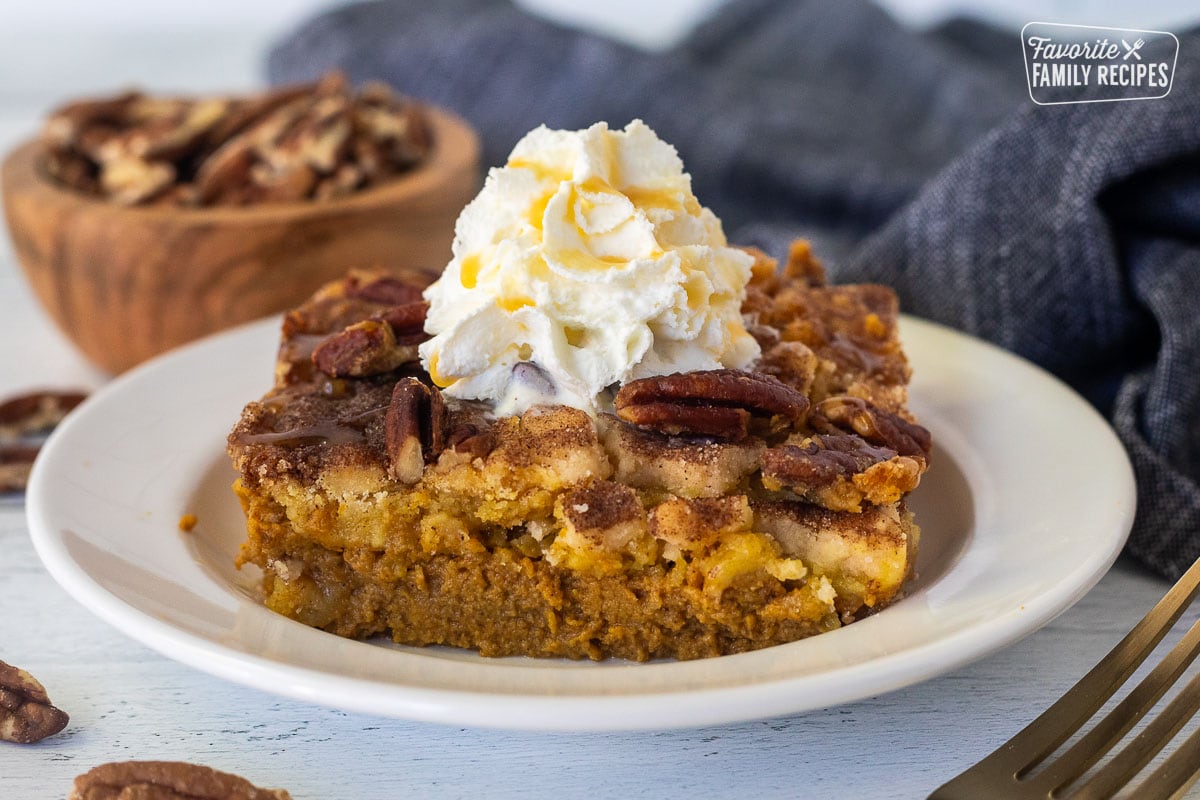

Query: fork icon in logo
<box><xmin>1122</xmin><ymin>38</ymin><xmax>1145</xmax><ymax>60</ymax></box>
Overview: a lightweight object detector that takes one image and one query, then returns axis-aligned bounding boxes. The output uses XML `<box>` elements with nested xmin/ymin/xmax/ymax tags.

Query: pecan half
<box><xmin>447</xmin><ymin>420</ymin><xmax>497</xmax><ymax>459</ymax></box>
<box><xmin>41</xmin><ymin>92</ymin><xmax>140</xmax><ymax>151</ymax></box>
<box><xmin>376</xmin><ymin>300</ymin><xmax>430</xmax><ymax>346</ymax></box>
<box><xmin>99</xmin><ymin>155</ymin><xmax>175</xmax><ymax>205</ymax></box>
<box><xmin>345</xmin><ymin>275</ymin><xmax>425</xmax><ymax>306</ymax></box>
<box><xmin>385</xmin><ymin>377</ymin><xmax>447</xmax><ymax>483</ymax></box>
<box><xmin>311</xmin><ymin>300</ymin><xmax>427</xmax><ymax>377</ymax></box>
<box><xmin>762</xmin><ymin>434</ymin><xmax>923</xmax><ymax>512</ymax></box>
<box><xmin>0</xmin><ymin>390</ymin><xmax>87</xmax><ymax>438</ymax></box>
<box><xmin>69</xmin><ymin>761</ymin><xmax>291</xmax><ymax>800</ymax></box>
<box><xmin>614</xmin><ymin>369</ymin><xmax>809</xmax><ymax>441</ymax></box>
<box><xmin>812</xmin><ymin>396</ymin><xmax>931</xmax><ymax>460</ymax></box>
<box><xmin>0</xmin><ymin>661</ymin><xmax>69</xmax><ymax>744</ymax></box>
<box><xmin>249</xmin><ymin>161</ymin><xmax>318</xmax><ymax>203</ymax></box>
<box><xmin>0</xmin><ymin>445</ymin><xmax>41</xmax><ymax>494</ymax></box>
<box><xmin>312</xmin><ymin>319</ymin><xmax>396</xmax><ymax>377</ymax></box>
<box><xmin>193</xmin><ymin>134</ymin><xmax>255</xmax><ymax>204</ymax></box>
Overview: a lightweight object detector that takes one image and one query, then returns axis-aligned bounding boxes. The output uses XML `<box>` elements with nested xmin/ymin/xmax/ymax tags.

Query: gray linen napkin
<box><xmin>268</xmin><ymin>0</ymin><xmax>1200</xmax><ymax>580</ymax></box>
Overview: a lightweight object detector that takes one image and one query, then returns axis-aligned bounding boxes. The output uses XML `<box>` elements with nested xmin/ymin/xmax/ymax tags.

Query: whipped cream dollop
<box><xmin>419</xmin><ymin>120</ymin><xmax>760</xmax><ymax>416</ymax></box>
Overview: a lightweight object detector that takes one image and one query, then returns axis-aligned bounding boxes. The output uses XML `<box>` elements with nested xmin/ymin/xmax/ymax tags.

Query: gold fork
<box><xmin>930</xmin><ymin>556</ymin><xmax>1200</xmax><ymax>799</ymax></box>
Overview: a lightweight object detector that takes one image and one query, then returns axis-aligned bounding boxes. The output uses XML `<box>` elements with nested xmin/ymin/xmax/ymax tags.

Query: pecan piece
<box><xmin>249</xmin><ymin>161</ymin><xmax>318</xmax><ymax>203</ymax></box>
<box><xmin>345</xmin><ymin>275</ymin><xmax>425</xmax><ymax>306</ymax></box>
<box><xmin>757</xmin><ymin>341</ymin><xmax>818</xmax><ymax>394</ymax></box>
<box><xmin>125</xmin><ymin>98</ymin><xmax>230</xmax><ymax>162</ymax></box>
<box><xmin>615</xmin><ymin>369</ymin><xmax>808</xmax><ymax>441</ymax></box>
<box><xmin>69</xmin><ymin>761</ymin><xmax>291</xmax><ymax>800</ymax></box>
<box><xmin>43</xmin><ymin>149</ymin><xmax>97</xmax><ymax>193</ymax></box>
<box><xmin>311</xmin><ymin>300</ymin><xmax>427</xmax><ymax>377</ymax></box>
<box><xmin>41</xmin><ymin>91</ymin><xmax>140</xmax><ymax>151</ymax></box>
<box><xmin>312</xmin><ymin>319</ymin><xmax>396</xmax><ymax>377</ymax></box>
<box><xmin>762</xmin><ymin>434</ymin><xmax>923</xmax><ymax>512</ymax></box>
<box><xmin>376</xmin><ymin>300</ymin><xmax>430</xmax><ymax>346</ymax></box>
<box><xmin>0</xmin><ymin>445</ymin><xmax>41</xmax><ymax>494</ymax></box>
<box><xmin>313</xmin><ymin>163</ymin><xmax>363</xmax><ymax>200</ymax></box>
<box><xmin>0</xmin><ymin>661</ymin><xmax>69</xmax><ymax>744</ymax></box>
<box><xmin>812</xmin><ymin>396</ymin><xmax>931</xmax><ymax>460</ymax></box>
<box><xmin>385</xmin><ymin>377</ymin><xmax>447</xmax><ymax>483</ymax></box>
<box><xmin>447</xmin><ymin>421</ymin><xmax>497</xmax><ymax>459</ymax></box>
<box><xmin>99</xmin><ymin>156</ymin><xmax>175</xmax><ymax>205</ymax></box>
<box><xmin>614</xmin><ymin>402</ymin><xmax>749</xmax><ymax>440</ymax></box>
<box><xmin>0</xmin><ymin>390</ymin><xmax>87</xmax><ymax>438</ymax></box>
<box><xmin>193</xmin><ymin>134</ymin><xmax>256</xmax><ymax>204</ymax></box>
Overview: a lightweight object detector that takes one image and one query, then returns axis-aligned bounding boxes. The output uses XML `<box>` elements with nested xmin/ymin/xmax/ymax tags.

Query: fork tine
<box><xmin>1134</xmin><ymin>723</ymin><xmax>1200</xmax><ymax>800</ymax></box>
<box><xmin>928</xmin><ymin>556</ymin><xmax>1200</xmax><ymax>798</ymax></box>
<box><xmin>1072</xmin><ymin>639</ymin><xmax>1200</xmax><ymax>799</ymax></box>
<box><xmin>1004</xmin><ymin>557</ymin><xmax>1200</xmax><ymax>772</ymax></box>
<box><xmin>1031</xmin><ymin>615</ymin><xmax>1200</xmax><ymax>794</ymax></box>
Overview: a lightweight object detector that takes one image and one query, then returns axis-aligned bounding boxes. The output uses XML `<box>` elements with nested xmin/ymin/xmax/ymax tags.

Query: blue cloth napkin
<box><xmin>268</xmin><ymin>0</ymin><xmax>1200</xmax><ymax>580</ymax></box>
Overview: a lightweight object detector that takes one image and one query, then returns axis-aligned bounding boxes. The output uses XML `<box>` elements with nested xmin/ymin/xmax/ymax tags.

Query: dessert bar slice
<box><xmin>228</xmin><ymin>243</ymin><xmax>931</xmax><ymax>660</ymax></box>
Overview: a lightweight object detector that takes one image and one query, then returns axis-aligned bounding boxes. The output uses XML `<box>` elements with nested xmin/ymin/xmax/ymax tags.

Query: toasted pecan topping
<box><xmin>764</xmin><ymin>435</ymin><xmax>898</xmax><ymax>487</ymax></box>
<box><xmin>757</xmin><ymin>341</ymin><xmax>818</xmax><ymax>395</ymax></box>
<box><xmin>377</xmin><ymin>300</ymin><xmax>431</xmax><ymax>345</ymax></box>
<box><xmin>345</xmin><ymin>274</ymin><xmax>425</xmax><ymax>306</ymax></box>
<box><xmin>313</xmin><ymin>319</ymin><xmax>402</xmax><ymax>377</ymax></box>
<box><xmin>762</xmin><ymin>434</ymin><xmax>923</xmax><ymax>512</ymax></box>
<box><xmin>446</xmin><ymin>420</ymin><xmax>497</xmax><ymax>459</ymax></box>
<box><xmin>311</xmin><ymin>299</ymin><xmax>427</xmax><ymax>378</ymax></box>
<box><xmin>614</xmin><ymin>369</ymin><xmax>808</xmax><ymax>441</ymax></box>
<box><xmin>615</xmin><ymin>402</ymin><xmax>750</xmax><ymax>439</ymax></box>
<box><xmin>813</xmin><ymin>396</ymin><xmax>931</xmax><ymax>460</ymax></box>
<box><xmin>384</xmin><ymin>377</ymin><xmax>447</xmax><ymax>484</ymax></box>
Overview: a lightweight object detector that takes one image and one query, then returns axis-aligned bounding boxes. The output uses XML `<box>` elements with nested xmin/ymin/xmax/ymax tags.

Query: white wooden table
<box><xmin>1</xmin><ymin>23</ymin><xmax>1197</xmax><ymax>800</ymax></box>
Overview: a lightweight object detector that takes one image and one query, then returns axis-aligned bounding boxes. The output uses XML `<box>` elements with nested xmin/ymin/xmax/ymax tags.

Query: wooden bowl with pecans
<box><xmin>0</xmin><ymin>73</ymin><xmax>479</xmax><ymax>373</ymax></box>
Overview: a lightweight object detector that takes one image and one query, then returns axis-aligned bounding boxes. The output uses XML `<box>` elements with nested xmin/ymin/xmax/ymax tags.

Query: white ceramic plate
<box><xmin>27</xmin><ymin>316</ymin><xmax>1135</xmax><ymax>731</ymax></box>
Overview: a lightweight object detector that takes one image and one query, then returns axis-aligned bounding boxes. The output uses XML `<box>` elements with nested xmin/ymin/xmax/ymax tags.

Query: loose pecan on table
<box><xmin>41</xmin><ymin>70</ymin><xmax>431</xmax><ymax>207</ymax></box>
<box><xmin>0</xmin><ymin>660</ymin><xmax>69</xmax><ymax>744</ymax></box>
<box><xmin>69</xmin><ymin>761</ymin><xmax>291</xmax><ymax>800</ymax></box>
<box><xmin>0</xmin><ymin>390</ymin><xmax>88</xmax><ymax>493</ymax></box>
<box><xmin>0</xmin><ymin>445</ymin><xmax>41</xmax><ymax>494</ymax></box>
<box><xmin>614</xmin><ymin>369</ymin><xmax>809</xmax><ymax>441</ymax></box>
<box><xmin>385</xmin><ymin>377</ymin><xmax>448</xmax><ymax>483</ymax></box>
<box><xmin>0</xmin><ymin>390</ymin><xmax>87</xmax><ymax>438</ymax></box>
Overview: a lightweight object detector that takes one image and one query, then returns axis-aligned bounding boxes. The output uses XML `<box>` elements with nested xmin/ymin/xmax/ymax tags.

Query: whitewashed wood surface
<box><xmin>1</xmin><ymin>24</ymin><xmax>1198</xmax><ymax>800</ymax></box>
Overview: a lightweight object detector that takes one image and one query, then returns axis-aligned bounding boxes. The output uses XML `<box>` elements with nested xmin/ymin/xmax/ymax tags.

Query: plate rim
<box><xmin>26</xmin><ymin>315</ymin><xmax>1136</xmax><ymax>731</ymax></box>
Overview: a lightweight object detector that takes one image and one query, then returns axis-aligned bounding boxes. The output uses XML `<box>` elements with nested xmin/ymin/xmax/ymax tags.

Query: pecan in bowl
<box><xmin>1</xmin><ymin>75</ymin><xmax>480</xmax><ymax>373</ymax></box>
<box><xmin>40</xmin><ymin>72</ymin><xmax>432</xmax><ymax>207</ymax></box>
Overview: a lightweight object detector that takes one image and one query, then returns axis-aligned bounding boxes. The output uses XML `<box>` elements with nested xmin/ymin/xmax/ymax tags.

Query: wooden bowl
<box><xmin>1</xmin><ymin>106</ymin><xmax>479</xmax><ymax>374</ymax></box>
